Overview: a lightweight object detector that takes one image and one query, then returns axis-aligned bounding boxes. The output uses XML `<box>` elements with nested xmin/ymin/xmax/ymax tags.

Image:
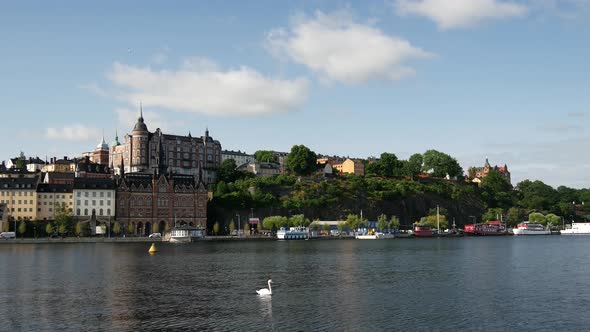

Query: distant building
<box><xmin>468</xmin><ymin>158</ymin><xmax>511</xmax><ymax>185</ymax></box>
<box><xmin>110</xmin><ymin>107</ymin><xmax>222</xmax><ymax>184</ymax></box>
<box><xmin>237</xmin><ymin>161</ymin><xmax>282</xmax><ymax>177</ymax></box>
<box><xmin>42</xmin><ymin>157</ymin><xmax>76</xmax><ymax>173</ymax></box>
<box><xmin>115</xmin><ymin>172</ymin><xmax>208</xmax><ymax>236</ymax></box>
<box><xmin>0</xmin><ymin>173</ymin><xmax>41</xmax><ymax>221</ymax></box>
<box><xmin>36</xmin><ymin>183</ymin><xmax>73</xmax><ymax>221</ymax></box>
<box><xmin>318</xmin><ymin>156</ymin><xmax>365</xmax><ymax>176</ymax></box>
<box><xmin>73</xmin><ymin>178</ymin><xmax>116</xmax><ymax>221</ymax></box>
<box><xmin>221</xmin><ymin>150</ymin><xmax>257</xmax><ymax>167</ymax></box>
<box><xmin>5</xmin><ymin>156</ymin><xmax>46</xmax><ymax>172</ymax></box>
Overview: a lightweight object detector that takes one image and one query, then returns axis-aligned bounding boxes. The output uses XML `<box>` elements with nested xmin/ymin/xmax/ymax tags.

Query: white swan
<box><xmin>256</xmin><ymin>279</ymin><xmax>273</xmax><ymax>295</ymax></box>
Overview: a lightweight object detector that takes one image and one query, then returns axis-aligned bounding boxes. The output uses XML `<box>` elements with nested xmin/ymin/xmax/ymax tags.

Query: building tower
<box><xmin>93</xmin><ymin>133</ymin><xmax>110</xmax><ymax>166</ymax></box>
<box><xmin>131</xmin><ymin>103</ymin><xmax>149</xmax><ymax>173</ymax></box>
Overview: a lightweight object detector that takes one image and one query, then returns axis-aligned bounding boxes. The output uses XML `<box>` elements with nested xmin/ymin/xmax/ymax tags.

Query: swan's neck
<box><xmin>268</xmin><ymin>281</ymin><xmax>272</xmax><ymax>294</ymax></box>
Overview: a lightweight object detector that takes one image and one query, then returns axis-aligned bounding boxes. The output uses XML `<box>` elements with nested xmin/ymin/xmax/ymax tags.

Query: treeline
<box><xmin>209</xmin><ymin>145</ymin><xmax>590</xmax><ymax>230</ymax></box>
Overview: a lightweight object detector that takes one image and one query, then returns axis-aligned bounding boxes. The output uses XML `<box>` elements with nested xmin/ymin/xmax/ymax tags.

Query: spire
<box><xmin>205</xmin><ymin>127</ymin><xmax>209</xmax><ymax>137</ymax></box>
<box><xmin>140</xmin><ymin>101</ymin><xmax>143</xmax><ymax>120</ymax></box>
<box><xmin>120</xmin><ymin>155</ymin><xmax>125</xmax><ymax>177</ymax></box>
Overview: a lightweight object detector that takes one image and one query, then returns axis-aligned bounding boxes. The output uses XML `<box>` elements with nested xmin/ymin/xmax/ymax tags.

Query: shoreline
<box><xmin>0</xmin><ymin>235</ymin><xmax>358</xmax><ymax>244</ymax></box>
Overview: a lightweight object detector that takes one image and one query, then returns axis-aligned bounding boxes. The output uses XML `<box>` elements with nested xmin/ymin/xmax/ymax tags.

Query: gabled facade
<box><xmin>36</xmin><ymin>183</ymin><xmax>73</xmax><ymax>221</ymax></box>
<box><xmin>115</xmin><ymin>172</ymin><xmax>208</xmax><ymax>236</ymax></box>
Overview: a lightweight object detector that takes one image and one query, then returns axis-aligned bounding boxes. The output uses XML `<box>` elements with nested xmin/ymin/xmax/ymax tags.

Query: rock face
<box><xmin>208</xmin><ymin>177</ymin><xmax>486</xmax><ymax>231</ymax></box>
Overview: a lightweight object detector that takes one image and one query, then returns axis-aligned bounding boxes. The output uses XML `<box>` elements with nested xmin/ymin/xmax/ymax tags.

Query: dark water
<box><xmin>2</xmin><ymin>237</ymin><xmax>590</xmax><ymax>331</ymax></box>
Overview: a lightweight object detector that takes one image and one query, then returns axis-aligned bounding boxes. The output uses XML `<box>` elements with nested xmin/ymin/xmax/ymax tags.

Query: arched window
<box><xmin>84</xmin><ymin>208</ymin><xmax>88</xmax><ymax>216</ymax></box>
<box><xmin>99</xmin><ymin>208</ymin><xmax>103</xmax><ymax>216</ymax></box>
<box><xmin>76</xmin><ymin>208</ymin><xmax>80</xmax><ymax>215</ymax></box>
<box><xmin>107</xmin><ymin>208</ymin><xmax>111</xmax><ymax>216</ymax></box>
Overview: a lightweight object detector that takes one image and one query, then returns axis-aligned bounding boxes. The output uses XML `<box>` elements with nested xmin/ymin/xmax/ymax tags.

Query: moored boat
<box><xmin>561</xmin><ymin>222</ymin><xmax>590</xmax><ymax>235</ymax></box>
<box><xmin>464</xmin><ymin>221</ymin><xmax>507</xmax><ymax>236</ymax></box>
<box><xmin>355</xmin><ymin>232</ymin><xmax>394</xmax><ymax>240</ymax></box>
<box><xmin>277</xmin><ymin>226</ymin><xmax>309</xmax><ymax>240</ymax></box>
<box><xmin>169</xmin><ymin>226</ymin><xmax>205</xmax><ymax>242</ymax></box>
<box><xmin>512</xmin><ymin>222</ymin><xmax>551</xmax><ymax>235</ymax></box>
<box><xmin>413</xmin><ymin>224</ymin><xmax>434</xmax><ymax>237</ymax></box>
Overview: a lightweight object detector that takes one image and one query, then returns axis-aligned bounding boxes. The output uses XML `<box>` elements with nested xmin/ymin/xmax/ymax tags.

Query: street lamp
<box><xmin>236</xmin><ymin>214</ymin><xmax>241</xmax><ymax>236</ymax></box>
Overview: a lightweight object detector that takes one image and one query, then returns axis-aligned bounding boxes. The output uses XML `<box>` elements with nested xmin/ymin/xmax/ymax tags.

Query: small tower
<box><xmin>93</xmin><ymin>132</ymin><xmax>110</xmax><ymax>166</ymax></box>
<box><xmin>131</xmin><ymin>103</ymin><xmax>149</xmax><ymax>172</ymax></box>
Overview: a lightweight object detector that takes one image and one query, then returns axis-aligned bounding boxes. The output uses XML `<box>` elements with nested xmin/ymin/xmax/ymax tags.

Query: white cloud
<box><xmin>395</xmin><ymin>0</ymin><xmax>528</xmax><ymax>30</ymax></box>
<box><xmin>107</xmin><ymin>59</ymin><xmax>308</xmax><ymax>116</ymax></box>
<box><xmin>266</xmin><ymin>10</ymin><xmax>433</xmax><ymax>84</ymax></box>
<box><xmin>46</xmin><ymin>125</ymin><xmax>102</xmax><ymax>141</ymax></box>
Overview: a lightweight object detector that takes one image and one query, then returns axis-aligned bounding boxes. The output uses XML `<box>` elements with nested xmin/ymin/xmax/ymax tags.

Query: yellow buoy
<box><xmin>149</xmin><ymin>243</ymin><xmax>157</xmax><ymax>254</ymax></box>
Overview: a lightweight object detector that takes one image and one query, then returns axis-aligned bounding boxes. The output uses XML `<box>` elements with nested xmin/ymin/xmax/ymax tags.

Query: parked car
<box><xmin>148</xmin><ymin>233</ymin><xmax>162</xmax><ymax>238</ymax></box>
<box><xmin>0</xmin><ymin>232</ymin><xmax>16</xmax><ymax>239</ymax></box>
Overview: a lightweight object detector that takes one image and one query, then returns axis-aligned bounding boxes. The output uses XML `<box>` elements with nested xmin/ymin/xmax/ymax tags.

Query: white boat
<box><xmin>512</xmin><ymin>222</ymin><xmax>551</xmax><ymax>235</ymax></box>
<box><xmin>561</xmin><ymin>222</ymin><xmax>590</xmax><ymax>235</ymax></box>
<box><xmin>355</xmin><ymin>232</ymin><xmax>394</xmax><ymax>240</ymax></box>
<box><xmin>169</xmin><ymin>226</ymin><xmax>205</xmax><ymax>242</ymax></box>
<box><xmin>276</xmin><ymin>226</ymin><xmax>309</xmax><ymax>240</ymax></box>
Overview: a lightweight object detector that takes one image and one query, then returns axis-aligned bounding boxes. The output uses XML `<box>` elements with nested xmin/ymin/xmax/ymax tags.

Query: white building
<box><xmin>221</xmin><ymin>150</ymin><xmax>257</xmax><ymax>167</ymax></box>
<box><xmin>73</xmin><ymin>178</ymin><xmax>116</xmax><ymax>220</ymax></box>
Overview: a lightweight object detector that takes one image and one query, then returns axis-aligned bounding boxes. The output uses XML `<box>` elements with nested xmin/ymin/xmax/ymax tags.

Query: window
<box><xmin>84</xmin><ymin>200</ymin><xmax>88</xmax><ymax>206</ymax></box>
<box><xmin>100</xmin><ymin>200</ymin><xmax>104</xmax><ymax>206</ymax></box>
<box><xmin>92</xmin><ymin>200</ymin><xmax>96</xmax><ymax>206</ymax></box>
<box><xmin>99</xmin><ymin>209</ymin><xmax>103</xmax><ymax>216</ymax></box>
<box><xmin>100</xmin><ymin>192</ymin><xmax>104</xmax><ymax>198</ymax></box>
<box><xmin>76</xmin><ymin>209</ymin><xmax>80</xmax><ymax>215</ymax></box>
<box><xmin>92</xmin><ymin>192</ymin><xmax>96</xmax><ymax>198</ymax></box>
<box><xmin>49</xmin><ymin>208</ymin><xmax>52</xmax><ymax>212</ymax></box>
<box><xmin>77</xmin><ymin>200</ymin><xmax>81</xmax><ymax>206</ymax></box>
<box><xmin>107</xmin><ymin>192</ymin><xmax>111</xmax><ymax>198</ymax></box>
<box><xmin>85</xmin><ymin>192</ymin><xmax>89</xmax><ymax>197</ymax></box>
<box><xmin>84</xmin><ymin>209</ymin><xmax>88</xmax><ymax>216</ymax></box>
<box><xmin>29</xmin><ymin>200</ymin><xmax>32</xmax><ymax>204</ymax></box>
<box><xmin>77</xmin><ymin>192</ymin><xmax>81</xmax><ymax>197</ymax></box>
<box><xmin>18</xmin><ymin>200</ymin><xmax>21</xmax><ymax>204</ymax></box>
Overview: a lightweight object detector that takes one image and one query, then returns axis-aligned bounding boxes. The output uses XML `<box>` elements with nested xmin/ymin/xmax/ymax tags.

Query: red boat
<box><xmin>413</xmin><ymin>224</ymin><xmax>434</xmax><ymax>237</ymax></box>
<box><xmin>463</xmin><ymin>221</ymin><xmax>507</xmax><ymax>236</ymax></box>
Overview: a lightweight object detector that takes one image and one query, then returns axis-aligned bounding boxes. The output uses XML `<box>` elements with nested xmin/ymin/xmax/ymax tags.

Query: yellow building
<box><xmin>41</xmin><ymin>157</ymin><xmax>76</xmax><ymax>173</ymax></box>
<box><xmin>0</xmin><ymin>174</ymin><xmax>40</xmax><ymax>221</ymax></box>
<box><xmin>36</xmin><ymin>184</ymin><xmax>74</xmax><ymax>221</ymax></box>
<box><xmin>333</xmin><ymin>158</ymin><xmax>365</xmax><ymax>176</ymax></box>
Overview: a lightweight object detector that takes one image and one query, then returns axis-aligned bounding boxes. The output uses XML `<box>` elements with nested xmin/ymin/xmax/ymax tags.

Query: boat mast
<box><xmin>437</xmin><ymin>205</ymin><xmax>440</xmax><ymax>233</ymax></box>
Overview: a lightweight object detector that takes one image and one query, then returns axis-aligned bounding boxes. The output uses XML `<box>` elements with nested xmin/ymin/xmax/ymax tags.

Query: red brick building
<box><xmin>115</xmin><ymin>172</ymin><xmax>208</xmax><ymax>236</ymax></box>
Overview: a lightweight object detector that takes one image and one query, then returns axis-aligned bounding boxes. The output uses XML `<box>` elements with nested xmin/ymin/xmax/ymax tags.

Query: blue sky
<box><xmin>1</xmin><ymin>0</ymin><xmax>590</xmax><ymax>188</ymax></box>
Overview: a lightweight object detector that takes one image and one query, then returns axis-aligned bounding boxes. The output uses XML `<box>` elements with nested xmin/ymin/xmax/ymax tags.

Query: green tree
<box><xmin>263</xmin><ymin>216</ymin><xmax>289</xmax><ymax>230</ymax></box>
<box><xmin>229</xmin><ymin>220</ymin><xmax>236</xmax><ymax>234</ymax></box>
<box><xmin>54</xmin><ymin>204</ymin><xmax>73</xmax><ymax>236</ymax></box>
<box><xmin>422</xmin><ymin>149</ymin><xmax>463</xmax><ymax>178</ymax></box>
<box><xmin>254</xmin><ymin>150</ymin><xmax>278</xmax><ymax>163</ymax></box>
<box><xmin>377</xmin><ymin>214</ymin><xmax>389</xmax><ymax>231</ymax></box>
<box><xmin>481</xmin><ymin>169</ymin><xmax>513</xmax><ymax>208</ymax></box>
<box><xmin>15</xmin><ymin>151</ymin><xmax>26</xmax><ymax>170</ymax></box>
<box><xmin>482</xmin><ymin>208</ymin><xmax>505</xmax><ymax>221</ymax></box>
<box><xmin>345</xmin><ymin>214</ymin><xmax>366</xmax><ymax>230</ymax></box>
<box><xmin>58</xmin><ymin>223</ymin><xmax>67</xmax><ymax>235</ymax></box>
<box><xmin>286</xmin><ymin>145</ymin><xmax>317</xmax><ymax>175</ymax></box>
<box><xmin>113</xmin><ymin>222</ymin><xmax>121</xmax><ymax>235</ymax></box>
<box><xmin>506</xmin><ymin>207</ymin><xmax>526</xmax><ymax>227</ymax></box>
<box><xmin>257</xmin><ymin>222</ymin><xmax>262</xmax><ymax>232</ymax></box>
<box><xmin>244</xmin><ymin>223</ymin><xmax>250</xmax><ymax>234</ymax></box>
<box><xmin>545</xmin><ymin>213</ymin><xmax>561</xmax><ymax>226</ymax></box>
<box><xmin>529</xmin><ymin>212</ymin><xmax>546</xmax><ymax>224</ymax></box>
<box><xmin>127</xmin><ymin>223</ymin><xmax>135</xmax><ymax>235</ymax></box>
<box><xmin>218</xmin><ymin>159</ymin><xmax>239</xmax><ymax>183</ymax></box>
<box><xmin>404</xmin><ymin>153</ymin><xmax>423</xmax><ymax>179</ymax></box>
<box><xmin>337</xmin><ymin>222</ymin><xmax>345</xmax><ymax>232</ymax></box>
<box><xmin>289</xmin><ymin>214</ymin><xmax>310</xmax><ymax>227</ymax></box>
<box><xmin>419</xmin><ymin>214</ymin><xmax>448</xmax><ymax>230</ymax></box>
<box><xmin>213</xmin><ymin>221</ymin><xmax>220</xmax><ymax>235</ymax></box>
<box><xmin>390</xmin><ymin>216</ymin><xmax>401</xmax><ymax>230</ymax></box>
<box><xmin>45</xmin><ymin>223</ymin><xmax>54</xmax><ymax>237</ymax></box>
<box><xmin>517</xmin><ymin>180</ymin><xmax>559</xmax><ymax>212</ymax></box>
<box><xmin>2</xmin><ymin>221</ymin><xmax>9</xmax><ymax>232</ymax></box>
<box><xmin>322</xmin><ymin>223</ymin><xmax>331</xmax><ymax>232</ymax></box>
<box><xmin>18</xmin><ymin>221</ymin><xmax>26</xmax><ymax>236</ymax></box>
<box><xmin>75</xmin><ymin>222</ymin><xmax>83</xmax><ymax>237</ymax></box>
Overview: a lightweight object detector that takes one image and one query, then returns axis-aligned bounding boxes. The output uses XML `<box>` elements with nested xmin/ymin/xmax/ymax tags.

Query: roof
<box><xmin>0</xmin><ymin>175</ymin><xmax>40</xmax><ymax>189</ymax></box>
<box><xmin>45</xmin><ymin>172</ymin><xmax>75</xmax><ymax>179</ymax></box>
<box><xmin>37</xmin><ymin>183</ymin><xmax>73</xmax><ymax>193</ymax></box>
<box><xmin>73</xmin><ymin>177</ymin><xmax>116</xmax><ymax>190</ymax></box>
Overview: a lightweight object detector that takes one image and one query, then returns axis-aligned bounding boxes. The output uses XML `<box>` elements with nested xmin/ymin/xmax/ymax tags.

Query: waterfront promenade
<box><xmin>0</xmin><ymin>235</ymin><xmax>281</xmax><ymax>244</ymax></box>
